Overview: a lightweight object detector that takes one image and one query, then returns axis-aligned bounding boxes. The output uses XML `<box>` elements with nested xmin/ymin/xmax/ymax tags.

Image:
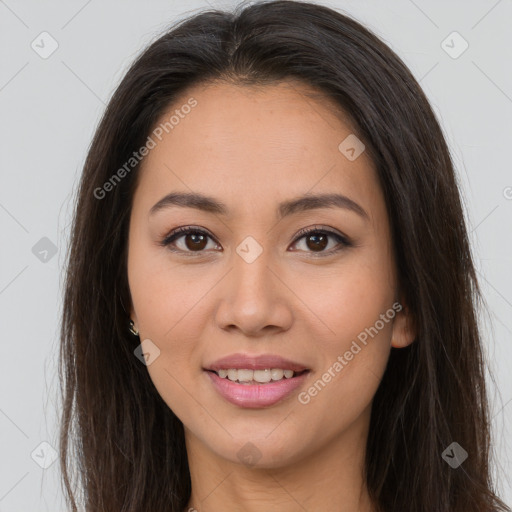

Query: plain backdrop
<box><xmin>0</xmin><ymin>0</ymin><xmax>511</xmax><ymax>510</ymax></box>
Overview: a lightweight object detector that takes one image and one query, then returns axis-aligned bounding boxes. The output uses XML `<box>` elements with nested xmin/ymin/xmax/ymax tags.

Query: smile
<box><xmin>205</xmin><ymin>369</ymin><xmax>310</xmax><ymax>408</ymax></box>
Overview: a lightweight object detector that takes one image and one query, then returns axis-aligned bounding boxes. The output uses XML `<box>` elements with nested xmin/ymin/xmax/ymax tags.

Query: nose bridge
<box><xmin>214</xmin><ymin>239</ymin><xmax>293</xmax><ymax>335</ymax></box>
<box><xmin>229</xmin><ymin>239</ymin><xmax>277</xmax><ymax>307</ymax></box>
<box><xmin>232</xmin><ymin>244</ymin><xmax>273</xmax><ymax>297</ymax></box>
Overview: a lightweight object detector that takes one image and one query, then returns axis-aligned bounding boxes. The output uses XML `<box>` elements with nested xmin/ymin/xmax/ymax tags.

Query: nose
<box><xmin>213</xmin><ymin>249</ymin><xmax>294</xmax><ymax>337</ymax></box>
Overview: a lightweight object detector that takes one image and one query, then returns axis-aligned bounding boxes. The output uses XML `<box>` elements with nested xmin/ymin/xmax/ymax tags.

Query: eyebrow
<box><xmin>149</xmin><ymin>191</ymin><xmax>368</xmax><ymax>220</ymax></box>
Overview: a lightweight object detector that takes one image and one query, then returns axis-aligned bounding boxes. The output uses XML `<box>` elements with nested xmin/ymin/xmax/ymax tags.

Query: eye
<box><xmin>159</xmin><ymin>226</ymin><xmax>220</xmax><ymax>254</ymax></box>
<box><xmin>160</xmin><ymin>224</ymin><xmax>351</xmax><ymax>257</ymax></box>
<box><xmin>290</xmin><ymin>225</ymin><xmax>352</xmax><ymax>256</ymax></box>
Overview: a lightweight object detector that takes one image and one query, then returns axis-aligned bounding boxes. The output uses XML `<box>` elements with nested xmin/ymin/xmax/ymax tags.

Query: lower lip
<box><xmin>206</xmin><ymin>370</ymin><xmax>309</xmax><ymax>408</ymax></box>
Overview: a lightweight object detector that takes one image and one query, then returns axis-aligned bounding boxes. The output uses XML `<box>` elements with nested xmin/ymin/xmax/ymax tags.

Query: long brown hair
<box><xmin>58</xmin><ymin>1</ymin><xmax>510</xmax><ymax>510</ymax></box>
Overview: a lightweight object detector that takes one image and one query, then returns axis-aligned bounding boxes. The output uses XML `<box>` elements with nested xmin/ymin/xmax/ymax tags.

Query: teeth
<box><xmin>215</xmin><ymin>368</ymin><xmax>299</xmax><ymax>383</ymax></box>
<box><xmin>271</xmin><ymin>369</ymin><xmax>284</xmax><ymax>380</ymax></box>
<box><xmin>237</xmin><ymin>369</ymin><xmax>254</xmax><ymax>382</ymax></box>
<box><xmin>254</xmin><ymin>369</ymin><xmax>272</xmax><ymax>383</ymax></box>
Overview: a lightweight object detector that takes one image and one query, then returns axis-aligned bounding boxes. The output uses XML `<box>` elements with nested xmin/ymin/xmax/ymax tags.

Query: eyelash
<box><xmin>159</xmin><ymin>225</ymin><xmax>352</xmax><ymax>257</ymax></box>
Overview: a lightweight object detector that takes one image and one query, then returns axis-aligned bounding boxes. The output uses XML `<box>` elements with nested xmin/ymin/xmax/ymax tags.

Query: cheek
<box><xmin>128</xmin><ymin>235</ymin><xmax>204</xmax><ymax>335</ymax></box>
<box><xmin>293</xmin><ymin>250</ymin><xmax>395</xmax><ymax>412</ymax></box>
<box><xmin>293</xmin><ymin>287</ymin><xmax>393</xmax><ymax>444</ymax></box>
<box><xmin>293</xmin><ymin>248</ymin><xmax>396</xmax><ymax>344</ymax></box>
<box><xmin>128</xmin><ymin>248</ymin><xmax>208</xmax><ymax>421</ymax></box>
<box><xmin>127</xmin><ymin>240</ymin><xmax>208</xmax><ymax>388</ymax></box>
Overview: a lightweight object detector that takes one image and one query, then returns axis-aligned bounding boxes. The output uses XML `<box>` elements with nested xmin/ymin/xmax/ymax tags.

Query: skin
<box><xmin>127</xmin><ymin>80</ymin><xmax>415</xmax><ymax>512</ymax></box>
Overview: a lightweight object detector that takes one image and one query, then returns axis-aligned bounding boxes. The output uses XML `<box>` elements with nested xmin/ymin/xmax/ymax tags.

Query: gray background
<box><xmin>0</xmin><ymin>0</ymin><xmax>511</xmax><ymax>510</ymax></box>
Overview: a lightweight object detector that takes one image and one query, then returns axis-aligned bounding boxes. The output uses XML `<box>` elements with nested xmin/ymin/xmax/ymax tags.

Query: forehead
<box><xmin>133</xmin><ymin>80</ymin><xmax>380</xmax><ymax>220</ymax></box>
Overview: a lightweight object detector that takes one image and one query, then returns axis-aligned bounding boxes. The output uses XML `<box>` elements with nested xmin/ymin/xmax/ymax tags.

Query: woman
<box><xmin>58</xmin><ymin>1</ymin><xmax>511</xmax><ymax>511</ymax></box>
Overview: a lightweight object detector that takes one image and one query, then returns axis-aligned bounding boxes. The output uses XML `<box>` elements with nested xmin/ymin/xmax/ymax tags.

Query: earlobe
<box><xmin>391</xmin><ymin>304</ymin><xmax>416</xmax><ymax>348</ymax></box>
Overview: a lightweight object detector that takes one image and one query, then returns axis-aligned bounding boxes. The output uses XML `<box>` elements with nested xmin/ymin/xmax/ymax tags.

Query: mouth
<box><xmin>203</xmin><ymin>353</ymin><xmax>311</xmax><ymax>408</ymax></box>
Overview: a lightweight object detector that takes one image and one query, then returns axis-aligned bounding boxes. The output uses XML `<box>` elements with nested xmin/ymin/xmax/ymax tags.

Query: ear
<box><xmin>120</xmin><ymin>290</ymin><xmax>137</xmax><ymax>329</ymax></box>
<box><xmin>130</xmin><ymin>306</ymin><xmax>138</xmax><ymax>331</ymax></box>
<box><xmin>124</xmin><ymin>293</ymin><xmax>138</xmax><ymax>331</ymax></box>
<box><xmin>390</xmin><ymin>300</ymin><xmax>416</xmax><ymax>348</ymax></box>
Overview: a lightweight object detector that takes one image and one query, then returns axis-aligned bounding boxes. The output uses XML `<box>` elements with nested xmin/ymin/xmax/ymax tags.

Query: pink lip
<box><xmin>205</xmin><ymin>353</ymin><xmax>309</xmax><ymax>372</ymax></box>
<box><xmin>206</xmin><ymin>370</ymin><xmax>309</xmax><ymax>408</ymax></box>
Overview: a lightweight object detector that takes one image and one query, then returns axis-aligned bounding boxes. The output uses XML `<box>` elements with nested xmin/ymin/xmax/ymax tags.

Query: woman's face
<box><xmin>128</xmin><ymin>80</ymin><xmax>413</xmax><ymax>468</ymax></box>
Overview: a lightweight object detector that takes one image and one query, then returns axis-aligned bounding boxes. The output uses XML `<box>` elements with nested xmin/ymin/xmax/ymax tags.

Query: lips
<box><xmin>203</xmin><ymin>353</ymin><xmax>310</xmax><ymax>408</ymax></box>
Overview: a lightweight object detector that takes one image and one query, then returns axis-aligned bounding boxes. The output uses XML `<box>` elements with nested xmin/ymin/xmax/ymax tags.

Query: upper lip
<box><xmin>205</xmin><ymin>353</ymin><xmax>309</xmax><ymax>372</ymax></box>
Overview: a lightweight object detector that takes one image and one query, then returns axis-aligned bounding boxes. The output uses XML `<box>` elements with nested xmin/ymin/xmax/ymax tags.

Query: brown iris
<box><xmin>184</xmin><ymin>232</ymin><xmax>208</xmax><ymax>251</ymax></box>
<box><xmin>305</xmin><ymin>232</ymin><xmax>328</xmax><ymax>252</ymax></box>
